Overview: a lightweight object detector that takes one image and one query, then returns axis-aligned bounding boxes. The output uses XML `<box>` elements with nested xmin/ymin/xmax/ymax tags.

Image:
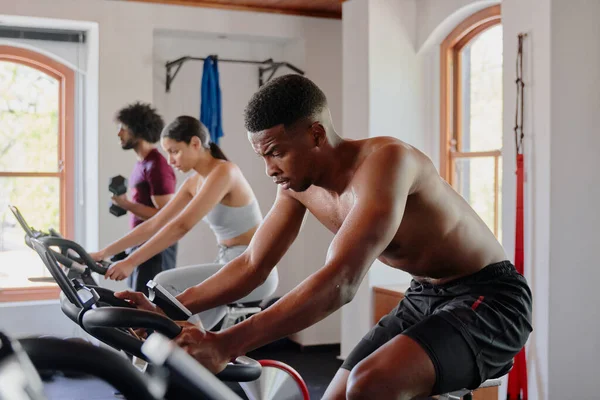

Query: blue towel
<box><xmin>200</xmin><ymin>56</ymin><xmax>224</xmax><ymax>145</ymax></box>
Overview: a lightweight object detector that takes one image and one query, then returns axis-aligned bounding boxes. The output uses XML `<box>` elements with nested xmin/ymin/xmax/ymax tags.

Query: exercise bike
<box><xmin>12</xmin><ymin>204</ymin><xmax>311</xmax><ymax>400</ymax></box>
<box><xmin>2</xmin><ymin>326</ymin><xmax>277</xmax><ymax>400</ymax></box>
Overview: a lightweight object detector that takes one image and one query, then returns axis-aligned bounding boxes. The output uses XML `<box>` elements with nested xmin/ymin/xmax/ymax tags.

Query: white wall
<box><xmin>0</xmin><ymin>0</ymin><xmax>342</xmax><ymax>345</ymax></box>
<box><xmin>340</xmin><ymin>0</ymin><xmax>372</xmax><ymax>359</ymax></box>
<box><xmin>368</xmin><ymin>0</ymin><xmax>420</xmax><ymax>287</ymax></box>
<box><xmin>548</xmin><ymin>1</ymin><xmax>600</xmax><ymax>398</ymax></box>
<box><xmin>369</xmin><ymin>0</ymin><xmax>421</xmax><ymax>148</ymax></box>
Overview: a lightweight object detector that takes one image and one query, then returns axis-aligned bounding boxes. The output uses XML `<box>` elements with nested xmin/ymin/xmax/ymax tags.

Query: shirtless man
<box><xmin>121</xmin><ymin>75</ymin><xmax>532</xmax><ymax>399</ymax></box>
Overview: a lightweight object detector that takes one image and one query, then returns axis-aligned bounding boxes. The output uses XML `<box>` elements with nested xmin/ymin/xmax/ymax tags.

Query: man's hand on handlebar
<box><xmin>174</xmin><ymin>322</ymin><xmax>230</xmax><ymax>374</ymax></box>
<box><xmin>114</xmin><ymin>291</ymin><xmax>166</xmax><ymax>316</ymax></box>
<box><xmin>114</xmin><ymin>291</ymin><xmax>168</xmax><ymax>340</ymax></box>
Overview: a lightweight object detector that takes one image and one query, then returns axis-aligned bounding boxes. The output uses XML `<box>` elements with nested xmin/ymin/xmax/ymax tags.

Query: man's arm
<box><xmin>219</xmin><ymin>145</ymin><xmax>416</xmax><ymax>358</ymax></box>
<box><xmin>124</xmin><ymin>201</ymin><xmax>157</xmax><ymax>220</ymax></box>
<box><xmin>114</xmin><ymin>194</ymin><xmax>172</xmax><ymax>220</ymax></box>
<box><xmin>177</xmin><ymin>187</ymin><xmax>307</xmax><ymax>314</ymax></box>
<box><xmin>114</xmin><ymin>154</ymin><xmax>177</xmax><ymax>221</ymax></box>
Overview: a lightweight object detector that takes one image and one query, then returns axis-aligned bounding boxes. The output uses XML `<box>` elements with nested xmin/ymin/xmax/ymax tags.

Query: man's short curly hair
<box><xmin>244</xmin><ymin>74</ymin><xmax>327</xmax><ymax>133</ymax></box>
<box><xmin>116</xmin><ymin>102</ymin><xmax>165</xmax><ymax>143</ymax></box>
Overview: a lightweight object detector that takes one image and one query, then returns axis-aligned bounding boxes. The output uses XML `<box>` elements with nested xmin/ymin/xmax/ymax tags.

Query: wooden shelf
<box><xmin>372</xmin><ymin>283</ymin><xmax>409</xmax><ymax>324</ymax></box>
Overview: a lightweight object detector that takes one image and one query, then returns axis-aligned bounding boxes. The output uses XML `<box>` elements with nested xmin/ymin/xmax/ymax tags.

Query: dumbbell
<box><xmin>109</xmin><ymin>175</ymin><xmax>127</xmax><ymax>217</ymax></box>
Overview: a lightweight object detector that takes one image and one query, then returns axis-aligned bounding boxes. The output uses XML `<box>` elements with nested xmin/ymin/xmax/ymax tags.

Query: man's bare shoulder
<box><xmin>357</xmin><ymin>136</ymin><xmax>416</xmax><ymax>157</ymax></box>
<box><xmin>356</xmin><ymin>138</ymin><xmax>415</xmax><ymax>173</ymax></box>
<box><xmin>352</xmin><ymin>137</ymin><xmax>435</xmax><ymax>193</ymax></box>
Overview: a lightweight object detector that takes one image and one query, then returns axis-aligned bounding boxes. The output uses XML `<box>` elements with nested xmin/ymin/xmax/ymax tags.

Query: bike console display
<box><xmin>146</xmin><ymin>280</ymin><xmax>192</xmax><ymax>322</ymax></box>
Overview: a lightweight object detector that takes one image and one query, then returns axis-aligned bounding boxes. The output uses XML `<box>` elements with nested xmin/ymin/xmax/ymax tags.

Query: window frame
<box><xmin>440</xmin><ymin>5</ymin><xmax>502</xmax><ymax>237</ymax></box>
<box><xmin>0</xmin><ymin>45</ymin><xmax>74</xmax><ymax>302</ymax></box>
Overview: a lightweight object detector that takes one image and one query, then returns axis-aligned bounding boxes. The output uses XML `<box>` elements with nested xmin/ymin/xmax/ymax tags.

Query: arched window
<box><xmin>440</xmin><ymin>5</ymin><xmax>503</xmax><ymax>240</ymax></box>
<box><xmin>0</xmin><ymin>46</ymin><xmax>74</xmax><ymax>301</ymax></box>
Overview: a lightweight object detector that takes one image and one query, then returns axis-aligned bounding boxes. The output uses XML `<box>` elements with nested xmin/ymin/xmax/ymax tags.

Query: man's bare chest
<box><xmin>298</xmin><ymin>190</ymin><xmax>355</xmax><ymax>234</ymax></box>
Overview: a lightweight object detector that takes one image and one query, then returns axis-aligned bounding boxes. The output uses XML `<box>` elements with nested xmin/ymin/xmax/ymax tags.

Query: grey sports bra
<box><xmin>202</xmin><ymin>200</ymin><xmax>263</xmax><ymax>241</ymax></box>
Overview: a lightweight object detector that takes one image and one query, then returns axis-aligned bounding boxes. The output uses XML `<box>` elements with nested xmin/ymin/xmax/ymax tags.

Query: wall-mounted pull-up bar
<box><xmin>165</xmin><ymin>55</ymin><xmax>305</xmax><ymax>92</ymax></box>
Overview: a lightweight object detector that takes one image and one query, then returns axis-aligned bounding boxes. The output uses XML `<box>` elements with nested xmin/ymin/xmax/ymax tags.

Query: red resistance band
<box><xmin>506</xmin><ymin>154</ymin><xmax>528</xmax><ymax>400</ymax></box>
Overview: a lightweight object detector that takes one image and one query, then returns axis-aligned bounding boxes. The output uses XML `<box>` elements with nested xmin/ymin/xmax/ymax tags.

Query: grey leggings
<box><xmin>215</xmin><ymin>244</ymin><xmax>246</xmax><ymax>264</ymax></box>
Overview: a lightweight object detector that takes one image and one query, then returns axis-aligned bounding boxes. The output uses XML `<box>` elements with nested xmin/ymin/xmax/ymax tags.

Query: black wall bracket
<box><xmin>165</xmin><ymin>55</ymin><xmax>305</xmax><ymax>92</ymax></box>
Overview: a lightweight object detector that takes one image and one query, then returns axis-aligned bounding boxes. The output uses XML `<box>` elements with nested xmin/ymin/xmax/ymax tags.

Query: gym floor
<box><xmin>43</xmin><ymin>338</ymin><xmax>342</xmax><ymax>399</ymax></box>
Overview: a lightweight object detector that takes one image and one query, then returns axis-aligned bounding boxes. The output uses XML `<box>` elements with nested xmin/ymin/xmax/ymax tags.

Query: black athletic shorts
<box><xmin>341</xmin><ymin>261</ymin><xmax>532</xmax><ymax>395</ymax></box>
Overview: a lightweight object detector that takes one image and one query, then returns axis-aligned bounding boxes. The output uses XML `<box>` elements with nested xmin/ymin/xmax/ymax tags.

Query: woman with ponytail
<box><xmin>91</xmin><ymin>116</ymin><xmax>276</xmax><ymax>302</ymax></box>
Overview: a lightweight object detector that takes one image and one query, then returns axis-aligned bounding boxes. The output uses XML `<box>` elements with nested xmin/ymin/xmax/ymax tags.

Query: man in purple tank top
<box><xmin>109</xmin><ymin>102</ymin><xmax>178</xmax><ymax>295</ymax></box>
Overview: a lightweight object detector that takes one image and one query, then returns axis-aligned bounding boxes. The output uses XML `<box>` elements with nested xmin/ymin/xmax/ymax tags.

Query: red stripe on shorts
<box><xmin>471</xmin><ymin>296</ymin><xmax>485</xmax><ymax>310</ymax></box>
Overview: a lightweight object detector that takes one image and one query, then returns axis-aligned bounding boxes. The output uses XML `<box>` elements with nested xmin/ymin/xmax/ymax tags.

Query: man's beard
<box><xmin>121</xmin><ymin>138</ymin><xmax>138</xmax><ymax>150</ymax></box>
